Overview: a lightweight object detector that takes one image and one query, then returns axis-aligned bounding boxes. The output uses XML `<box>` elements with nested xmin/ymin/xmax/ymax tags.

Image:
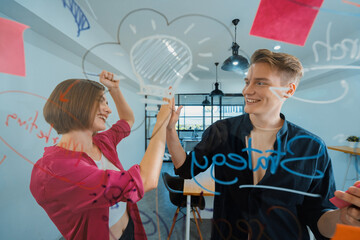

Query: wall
<box><xmin>0</xmin><ymin>13</ymin><xmax>145</xmax><ymax>240</ymax></box>
<box><xmin>283</xmin><ymin>73</ymin><xmax>360</xmax><ymax>191</ymax></box>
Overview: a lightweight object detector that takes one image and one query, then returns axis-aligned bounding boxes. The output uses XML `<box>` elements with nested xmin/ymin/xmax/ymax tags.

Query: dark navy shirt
<box><xmin>175</xmin><ymin>113</ymin><xmax>336</xmax><ymax>240</ymax></box>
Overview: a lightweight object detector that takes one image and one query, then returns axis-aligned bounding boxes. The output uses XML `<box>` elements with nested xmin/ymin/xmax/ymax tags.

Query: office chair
<box><xmin>162</xmin><ymin>172</ymin><xmax>205</xmax><ymax>240</ymax></box>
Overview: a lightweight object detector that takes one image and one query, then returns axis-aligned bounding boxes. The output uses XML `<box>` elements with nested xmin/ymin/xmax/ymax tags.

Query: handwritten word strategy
<box><xmin>190</xmin><ymin>135</ymin><xmax>326</xmax><ymax>196</ymax></box>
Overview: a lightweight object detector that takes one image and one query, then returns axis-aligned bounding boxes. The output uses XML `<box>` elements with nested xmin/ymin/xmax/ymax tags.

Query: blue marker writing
<box><xmin>62</xmin><ymin>0</ymin><xmax>90</xmax><ymax>37</ymax></box>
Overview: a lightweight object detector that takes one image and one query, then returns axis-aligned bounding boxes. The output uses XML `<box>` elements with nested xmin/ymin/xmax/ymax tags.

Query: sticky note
<box><xmin>250</xmin><ymin>0</ymin><xmax>324</xmax><ymax>46</ymax></box>
<box><xmin>330</xmin><ymin>183</ymin><xmax>360</xmax><ymax>208</ymax></box>
<box><xmin>331</xmin><ymin>224</ymin><xmax>360</xmax><ymax>240</ymax></box>
<box><xmin>0</xmin><ymin>17</ymin><xmax>29</xmax><ymax>76</ymax></box>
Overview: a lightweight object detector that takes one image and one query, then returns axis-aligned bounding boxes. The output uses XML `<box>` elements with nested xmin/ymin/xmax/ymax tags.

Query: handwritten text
<box><xmin>5</xmin><ymin>111</ymin><xmax>59</xmax><ymax>144</ymax></box>
<box><xmin>313</xmin><ymin>22</ymin><xmax>360</xmax><ymax>63</ymax></box>
<box><xmin>191</xmin><ymin>135</ymin><xmax>326</xmax><ymax>195</ymax></box>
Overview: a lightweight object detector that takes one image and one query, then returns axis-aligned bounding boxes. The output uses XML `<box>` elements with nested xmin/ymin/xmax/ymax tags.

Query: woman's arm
<box><xmin>166</xmin><ymin>99</ymin><xmax>186</xmax><ymax>169</ymax></box>
<box><xmin>139</xmin><ymin>99</ymin><xmax>172</xmax><ymax>192</ymax></box>
<box><xmin>99</xmin><ymin>70</ymin><xmax>135</xmax><ymax>128</ymax></box>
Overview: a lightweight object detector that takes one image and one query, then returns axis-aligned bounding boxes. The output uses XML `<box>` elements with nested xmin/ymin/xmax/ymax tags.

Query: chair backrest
<box><xmin>162</xmin><ymin>172</ymin><xmax>186</xmax><ymax>207</ymax></box>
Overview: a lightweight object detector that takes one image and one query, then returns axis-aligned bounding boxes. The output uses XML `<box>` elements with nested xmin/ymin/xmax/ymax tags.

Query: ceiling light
<box><xmin>202</xmin><ymin>96</ymin><xmax>210</xmax><ymax>106</ymax></box>
<box><xmin>210</xmin><ymin>62</ymin><xmax>224</xmax><ymax>97</ymax></box>
<box><xmin>221</xmin><ymin>19</ymin><xmax>249</xmax><ymax>74</ymax></box>
<box><xmin>274</xmin><ymin>45</ymin><xmax>281</xmax><ymax>50</ymax></box>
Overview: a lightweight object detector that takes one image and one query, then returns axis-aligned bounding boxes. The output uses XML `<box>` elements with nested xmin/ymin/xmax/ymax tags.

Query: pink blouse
<box><xmin>30</xmin><ymin>120</ymin><xmax>147</xmax><ymax>240</ymax></box>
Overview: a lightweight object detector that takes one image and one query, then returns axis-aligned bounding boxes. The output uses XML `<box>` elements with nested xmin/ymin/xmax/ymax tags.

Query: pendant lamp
<box><xmin>221</xmin><ymin>19</ymin><xmax>249</xmax><ymax>73</ymax></box>
<box><xmin>210</xmin><ymin>62</ymin><xmax>224</xmax><ymax>97</ymax></box>
<box><xmin>202</xmin><ymin>96</ymin><xmax>210</xmax><ymax>106</ymax></box>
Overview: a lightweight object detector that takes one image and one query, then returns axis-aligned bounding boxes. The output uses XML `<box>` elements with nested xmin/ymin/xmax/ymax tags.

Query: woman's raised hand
<box><xmin>166</xmin><ymin>98</ymin><xmax>183</xmax><ymax>131</ymax></box>
<box><xmin>156</xmin><ymin>98</ymin><xmax>172</xmax><ymax>127</ymax></box>
<box><xmin>99</xmin><ymin>70</ymin><xmax>119</xmax><ymax>90</ymax></box>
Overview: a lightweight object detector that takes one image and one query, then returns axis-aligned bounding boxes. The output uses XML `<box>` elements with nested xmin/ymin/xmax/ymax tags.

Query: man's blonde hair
<box><xmin>251</xmin><ymin>49</ymin><xmax>304</xmax><ymax>86</ymax></box>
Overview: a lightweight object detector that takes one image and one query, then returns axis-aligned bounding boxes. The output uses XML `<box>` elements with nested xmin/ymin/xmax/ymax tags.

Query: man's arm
<box><xmin>100</xmin><ymin>70</ymin><xmax>135</xmax><ymax>128</ymax></box>
<box><xmin>166</xmin><ymin>98</ymin><xmax>186</xmax><ymax>169</ymax></box>
<box><xmin>317</xmin><ymin>209</ymin><xmax>340</xmax><ymax>238</ymax></box>
<box><xmin>166</xmin><ymin>128</ymin><xmax>186</xmax><ymax>169</ymax></box>
<box><xmin>317</xmin><ymin>181</ymin><xmax>360</xmax><ymax>238</ymax></box>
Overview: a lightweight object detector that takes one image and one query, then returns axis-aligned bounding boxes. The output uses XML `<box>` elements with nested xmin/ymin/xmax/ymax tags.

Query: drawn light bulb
<box><xmin>130</xmin><ymin>35</ymin><xmax>192</xmax><ymax>105</ymax></box>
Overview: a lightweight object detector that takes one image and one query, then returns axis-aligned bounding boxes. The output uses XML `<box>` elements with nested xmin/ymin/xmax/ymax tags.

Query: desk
<box><xmin>183</xmin><ymin>169</ymin><xmax>215</xmax><ymax>240</ymax></box>
<box><xmin>328</xmin><ymin>146</ymin><xmax>360</xmax><ymax>189</ymax></box>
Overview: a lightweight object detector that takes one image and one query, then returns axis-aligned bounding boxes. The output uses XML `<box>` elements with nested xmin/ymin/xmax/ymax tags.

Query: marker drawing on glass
<box><xmin>191</xmin><ymin>135</ymin><xmax>326</xmax><ymax>196</ymax></box>
<box><xmin>269</xmin><ymin>81</ymin><xmax>349</xmax><ymax>104</ymax></box>
<box><xmin>62</xmin><ymin>0</ymin><xmax>90</xmax><ymax>37</ymax></box>
<box><xmin>0</xmin><ymin>155</ymin><xmax>6</xmax><ymax>166</ymax></box>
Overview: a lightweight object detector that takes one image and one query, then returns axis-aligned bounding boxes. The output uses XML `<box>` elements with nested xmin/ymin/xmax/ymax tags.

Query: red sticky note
<box><xmin>330</xmin><ymin>183</ymin><xmax>360</xmax><ymax>208</ymax></box>
<box><xmin>331</xmin><ymin>224</ymin><xmax>360</xmax><ymax>240</ymax></box>
<box><xmin>250</xmin><ymin>0</ymin><xmax>324</xmax><ymax>46</ymax></box>
<box><xmin>0</xmin><ymin>17</ymin><xmax>29</xmax><ymax>76</ymax></box>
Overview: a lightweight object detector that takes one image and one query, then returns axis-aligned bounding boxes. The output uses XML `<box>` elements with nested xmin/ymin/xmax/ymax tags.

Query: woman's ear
<box><xmin>285</xmin><ymin>83</ymin><xmax>296</xmax><ymax>98</ymax></box>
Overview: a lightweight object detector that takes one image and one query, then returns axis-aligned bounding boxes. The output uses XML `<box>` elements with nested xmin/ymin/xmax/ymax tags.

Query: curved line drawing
<box><xmin>0</xmin><ymin>155</ymin><xmax>6</xmax><ymax>166</ymax></box>
<box><xmin>343</xmin><ymin>0</ymin><xmax>360</xmax><ymax>8</ymax></box>
<box><xmin>292</xmin><ymin>80</ymin><xmax>349</xmax><ymax>104</ymax></box>
<box><xmin>269</xmin><ymin>86</ymin><xmax>290</xmax><ymax>102</ymax></box>
<box><xmin>239</xmin><ymin>185</ymin><xmax>321</xmax><ymax>198</ymax></box>
<box><xmin>116</xmin><ymin>9</ymin><xmax>234</xmax><ymax>43</ymax></box>
<box><xmin>84</xmin><ymin>9</ymin><xmax>238</xmax><ymax>104</ymax></box>
<box><xmin>332</xmin><ymin>133</ymin><xmax>346</xmax><ymax>143</ymax></box>
<box><xmin>304</xmin><ymin>65</ymin><xmax>360</xmax><ymax>72</ymax></box>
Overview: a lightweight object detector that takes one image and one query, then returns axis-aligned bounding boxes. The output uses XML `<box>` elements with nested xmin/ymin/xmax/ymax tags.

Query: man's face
<box><xmin>242</xmin><ymin>62</ymin><xmax>288</xmax><ymax>116</ymax></box>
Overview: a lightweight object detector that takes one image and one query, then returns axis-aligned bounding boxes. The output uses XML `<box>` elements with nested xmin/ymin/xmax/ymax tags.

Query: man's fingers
<box><xmin>176</xmin><ymin>106</ymin><xmax>183</xmax><ymax>114</ymax></box>
<box><xmin>347</xmin><ymin>206</ymin><xmax>360</xmax><ymax>220</ymax></box>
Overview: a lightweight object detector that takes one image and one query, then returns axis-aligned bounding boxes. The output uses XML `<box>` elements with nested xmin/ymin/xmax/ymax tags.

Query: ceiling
<box><xmin>82</xmin><ymin>0</ymin><xmax>360</xmax><ymax>71</ymax></box>
<box><xmin>3</xmin><ymin>0</ymin><xmax>360</xmax><ymax>94</ymax></box>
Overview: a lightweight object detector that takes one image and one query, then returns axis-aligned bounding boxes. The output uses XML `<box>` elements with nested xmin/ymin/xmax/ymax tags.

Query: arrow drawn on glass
<box><xmin>59</xmin><ymin>79</ymin><xmax>80</xmax><ymax>102</ymax></box>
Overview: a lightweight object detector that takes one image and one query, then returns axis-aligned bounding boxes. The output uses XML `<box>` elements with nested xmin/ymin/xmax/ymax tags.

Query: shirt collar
<box><xmin>242</xmin><ymin>113</ymin><xmax>288</xmax><ymax>136</ymax></box>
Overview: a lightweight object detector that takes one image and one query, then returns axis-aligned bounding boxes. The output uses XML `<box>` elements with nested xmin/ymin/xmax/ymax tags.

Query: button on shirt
<box><xmin>175</xmin><ymin>113</ymin><xmax>336</xmax><ymax>240</ymax></box>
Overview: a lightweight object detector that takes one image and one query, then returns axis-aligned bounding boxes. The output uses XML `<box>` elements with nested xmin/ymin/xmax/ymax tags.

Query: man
<box><xmin>166</xmin><ymin>49</ymin><xmax>360</xmax><ymax>239</ymax></box>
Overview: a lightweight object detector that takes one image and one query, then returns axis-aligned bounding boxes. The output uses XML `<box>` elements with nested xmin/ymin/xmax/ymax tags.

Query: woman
<box><xmin>30</xmin><ymin>70</ymin><xmax>171</xmax><ymax>240</ymax></box>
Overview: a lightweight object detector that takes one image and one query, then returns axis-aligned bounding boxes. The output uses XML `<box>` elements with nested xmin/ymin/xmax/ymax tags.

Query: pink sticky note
<box><xmin>0</xmin><ymin>17</ymin><xmax>29</xmax><ymax>76</ymax></box>
<box><xmin>330</xmin><ymin>183</ymin><xmax>360</xmax><ymax>208</ymax></box>
<box><xmin>331</xmin><ymin>224</ymin><xmax>360</xmax><ymax>240</ymax></box>
<box><xmin>250</xmin><ymin>0</ymin><xmax>324</xmax><ymax>46</ymax></box>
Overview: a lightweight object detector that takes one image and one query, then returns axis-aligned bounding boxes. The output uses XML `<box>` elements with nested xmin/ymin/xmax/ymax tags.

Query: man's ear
<box><xmin>285</xmin><ymin>83</ymin><xmax>296</xmax><ymax>98</ymax></box>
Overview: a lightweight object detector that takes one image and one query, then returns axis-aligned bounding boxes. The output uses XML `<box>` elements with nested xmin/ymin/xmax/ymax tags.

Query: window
<box><xmin>144</xmin><ymin>93</ymin><xmax>244</xmax><ymax>160</ymax></box>
<box><xmin>175</xmin><ymin>93</ymin><xmax>244</xmax><ymax>142</ymax></box>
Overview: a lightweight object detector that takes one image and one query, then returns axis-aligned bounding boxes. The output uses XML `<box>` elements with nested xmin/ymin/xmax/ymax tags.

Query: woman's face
<box><xmin>91</xmin><ymin>94</ymin><xmax>112</xmax><ymax>132</ymax></box>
